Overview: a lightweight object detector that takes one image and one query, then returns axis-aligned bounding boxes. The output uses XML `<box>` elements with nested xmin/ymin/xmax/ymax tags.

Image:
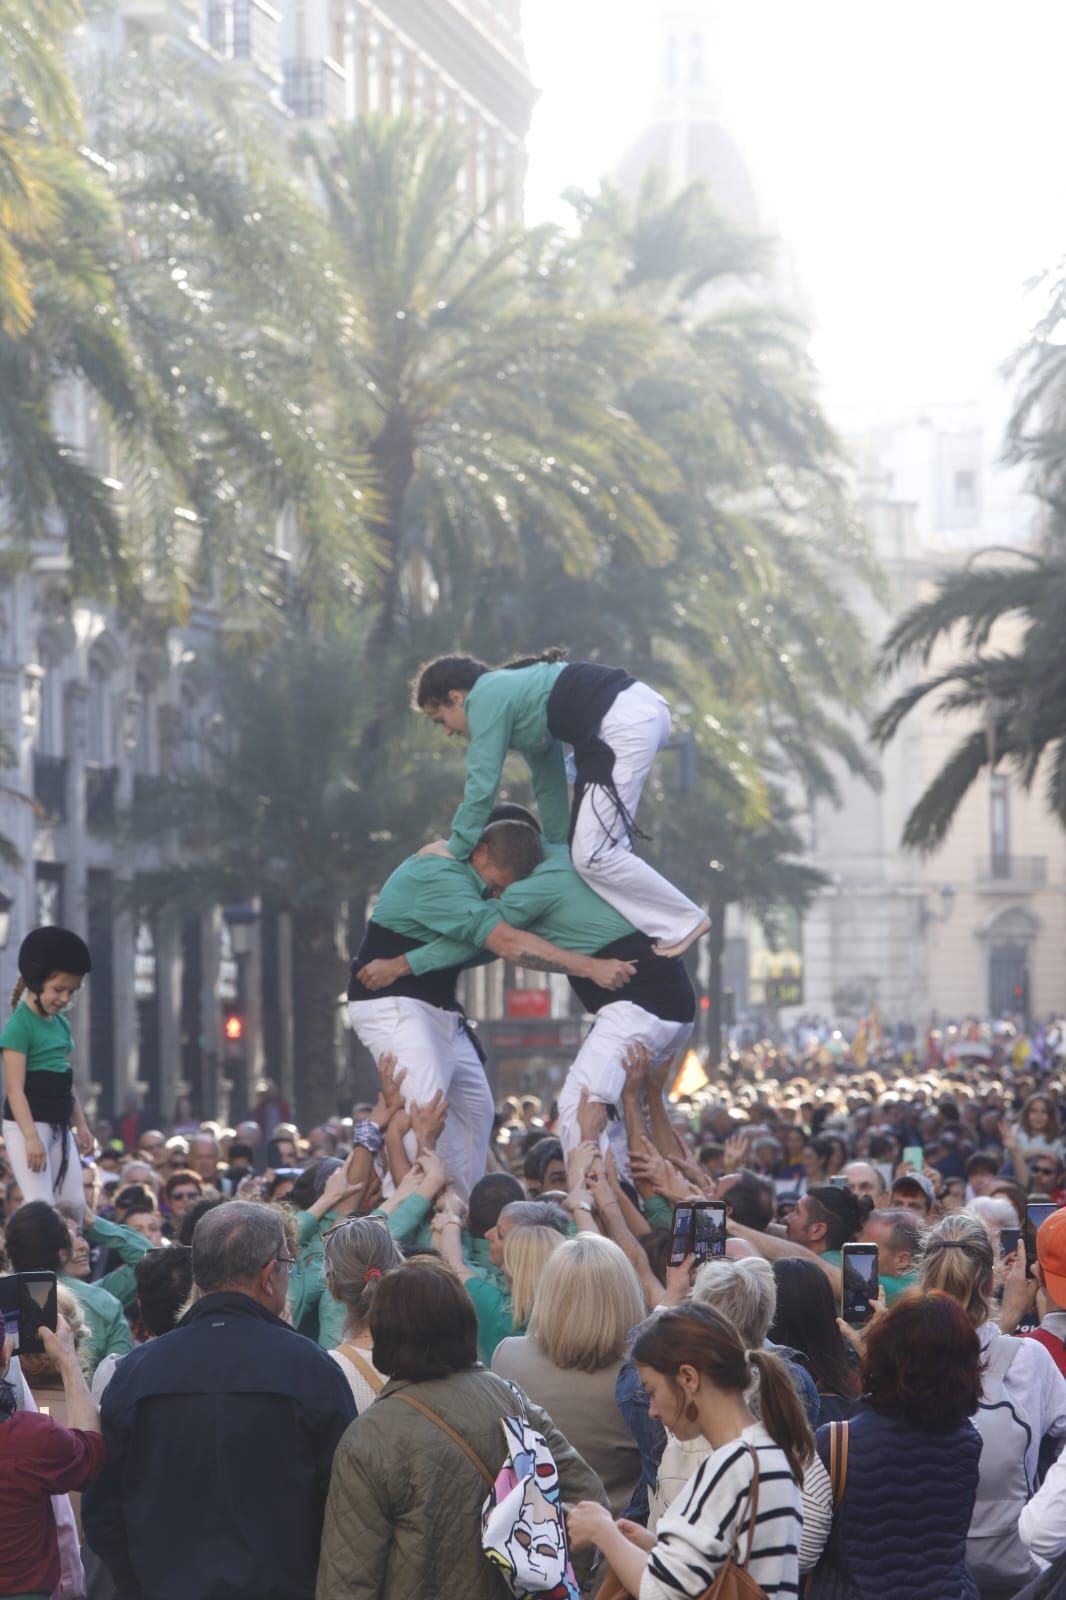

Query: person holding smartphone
<box><xmin>0</xmin><ymin>1308</ymin><xmax>106</xmax><ymax>1599</ymax></box>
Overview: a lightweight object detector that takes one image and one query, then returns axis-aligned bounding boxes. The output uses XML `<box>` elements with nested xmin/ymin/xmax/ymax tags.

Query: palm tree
<box><xmin>872</xmin><ymin>550</ymin><xmax>1066</xmax><ymax>850</ymax></box>
<box><xmin>872</xmin><ymin>260</ymin><xmax>1066</xmax><ymax>852</ymax></box>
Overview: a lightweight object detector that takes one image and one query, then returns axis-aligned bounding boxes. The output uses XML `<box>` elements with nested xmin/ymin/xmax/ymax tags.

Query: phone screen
<box><xmin>0</xmin><ymin>1275</ymin><xmax>21</xmax><ymax>1354</ymax></box>
<box><xmin>841</xmin><ymin>1245</ymin><xmax>879</xmax><ymax>1324</ymax></box>
<box><xmin>16</xmin><ymin>1271</ymin><xmax>57</xmax><ymax>1356</ymax></box>
<box><xmin>902</xmin><ymin>1146</ymin><xmax>924</xmax><ymax>1173</ymax></box>
<box><xmin>1000</xmin><ymin>1225</ymin><xmax>1022</xmax><ymax>1260</ymax></box>
<box><xmin>669</xmin><ymin>1205</ymin><xmax>694</xmax><ymax>1267</ymax></box>
<box><xmin>1026</xmin><ymin>1202</ymin><xmax>1060</xmax><ymax>1264</ymax></box>
<box><xmin>692</xmin><ymin>1202</ymin><xmax>727</xmax><ymax>1266</ymax></box>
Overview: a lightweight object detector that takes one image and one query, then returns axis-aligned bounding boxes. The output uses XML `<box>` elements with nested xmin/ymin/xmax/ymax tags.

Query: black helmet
<box><xmin>18</xmin><ymin>927</ymin><xmax>92</xmax><ymax>992</ymax></box>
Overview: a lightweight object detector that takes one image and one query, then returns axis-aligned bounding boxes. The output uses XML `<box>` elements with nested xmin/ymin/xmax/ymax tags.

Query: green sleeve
<box><xmin>643</xmin><ymin>1194</ymin><xmax>675</xmax><ymax>1230</ymax></box>
<box><xmin>291</xmin><ymin>1256</ymin><xmax>324</xmax><ymax>1340</ymax></box>
<box><xmin>0</xmin><ymin>1007</ymin><xmax>32</xmax><ymax>1053</ymax></box>
<box><xmin>295</xmin><ymin>1209</ymin><xmax>320</xmax><ymax>1250</ymax></box>
<box><xmin>86</xmin><ymin>1216</ymin><xmax>153</xmax><ymax>1268</ymax></box>
<box><xmin>405</xmin><ymin>860</ymin><xmax>503</xmax><ymax>948</ymax></box>
<box><xmin>317</xmin><ymin>1287</ymin><xmax>347</xmax><ymax>1351</ymax></box>
<box><xmin>98</xmin><ymin>1263</ymin><xmax>138</xmax><ymax>1309</ymax></box>
<box><xmin>446</xmin><ymin>682</ymin><xmax>515</xmax><ymax>859</ymax></box>
<box><xmin>526</xmin><ymin>740</ymin><xmax>571</xmax><ymax>844</ymax></box>
<box><xmin>406</xmin><ymin>932</ymin><xmax>485</xmax><ymax>976</ymax></box>
<box><xmin>495</xmin><ymin>870</ymin><xmax>565</xmax><ymax>927</ymax></box>
<box><xmin>465</xmin><ymin>1275</ymin><xmax>517</xmax><ymax>1367</ymax></box>
<box><xmin>382</xmin><ymin>1193</ymin><xmax>430</xmax><ymax>1242</ymax></box>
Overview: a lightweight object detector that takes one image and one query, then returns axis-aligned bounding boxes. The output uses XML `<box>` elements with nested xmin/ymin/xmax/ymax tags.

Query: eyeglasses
<box><xmin>267</xmin><ymin>1253</ymin><xmax>297</xmax><ymax>1273</ymax></box>
<box><xmin>1033</xmin><ymin>1167</ymin><xmax>1058</xmax><ymax>1176</ymax></box>
<box><xmin>171</xmin><ymin>1190</ymin><xmax>200</xmax><ymax>1202</ymax></box>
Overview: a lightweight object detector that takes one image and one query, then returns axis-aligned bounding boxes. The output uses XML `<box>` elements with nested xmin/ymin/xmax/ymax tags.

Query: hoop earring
<box><xmin>685</xmin><ymin>1401</ymin><xmax>699</xmax><ymax>1423</ymax></box>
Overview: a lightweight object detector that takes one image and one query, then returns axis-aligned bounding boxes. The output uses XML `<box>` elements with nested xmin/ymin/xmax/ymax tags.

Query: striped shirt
<box><xmin>641</xmin><ymin>1423</ymin><xmax>802</xmax><ymax>1600</ymax></box>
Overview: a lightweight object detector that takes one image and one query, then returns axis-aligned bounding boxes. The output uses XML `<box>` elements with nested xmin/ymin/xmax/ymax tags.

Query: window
<box><xmin>87</xmin><ymin>660</ymin><xmax>111</xmax><ymax>765</ymax></box>
<box><xmin>689</xmin><ymin>32</ymin><xmax>704</xmax><ymax>85</ymax></box>
<box><xmin>954</xmin><ymin>469</ymin><xmax>977</xmax><ymax>513</ymax></box>
<box><xmin>990</xmin><ymin>773</ymin><xmax>1009</xmax><ymax>876</ymax></box>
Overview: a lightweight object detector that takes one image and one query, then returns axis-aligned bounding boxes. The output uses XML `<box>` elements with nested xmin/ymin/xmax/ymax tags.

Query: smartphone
<box><xmin>1000</xmin><ymin>1225</ymin><xmax>1022</xmax><ymax>1260</ymax></box>
<box><xmin>829</xmin><ymin>1175</ymin><xmax>849</xmax><ymax>1190</ymax></box>
<box><xmin>902</xmin><ymin>1146</ymin><xmax>924</xmax><ymax>1173</ymax></box>
<box><xmin>841</xmin><ymin>1242</ymin><xmax>879</xmax><ymax>1325</ymax></box>
<box><xmin>17</xmin><ymin>1271</ymin><xmax>57</xmax><ymax>1356</ymax></box>
<box><xmin>692</xmin><ymin>1201</ymin><xmax>727</xmax><ymax>1266</ymax></box>
<box><xmin>1026</xmin><ymin>1201</ymin><xmax>1060</xmax><ymax>1264</ymax></box>
<box><xmin>669</xmin><ymin>1204</ymin><xmax>694</xmax><ymax>1267</ymax></box>
<box><xmin>0</xmin><ymin>1270</ymin><xmax>57</xmax><ymax>1355</ymax></box>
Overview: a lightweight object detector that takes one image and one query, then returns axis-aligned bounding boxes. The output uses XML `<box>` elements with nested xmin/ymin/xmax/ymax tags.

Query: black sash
<box><xmin>347</xmin><ymin>923</ymin><xmax>486</xmax><ymax>1064</ymax></box>
<box><xmin>3</xmin><ymin>1066</ymin><xmax>74</xmax><ymax>1126</ymax></box>
<box><xmin>567</xmin><ymin>934</ymin><xmax>695</xmax><ymax>1024</ymax></box>
<box><xmin>546</xmin><ymin>662</ymin><xmax>648</xmax><ymax>855</ymax></box>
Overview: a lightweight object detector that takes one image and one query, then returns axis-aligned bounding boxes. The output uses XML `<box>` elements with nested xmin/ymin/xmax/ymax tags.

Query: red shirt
<box><xmin>0</xmin><ymin>1411</ymin><xmax>107</xmax><ymax>1594</ymax></box>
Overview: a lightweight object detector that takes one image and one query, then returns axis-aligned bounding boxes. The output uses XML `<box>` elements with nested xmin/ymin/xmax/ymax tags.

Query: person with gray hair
<box><xmin>82</xmin><ymin>1200</ymin><xmax>356</xmax><ymax>1600</ymax></box>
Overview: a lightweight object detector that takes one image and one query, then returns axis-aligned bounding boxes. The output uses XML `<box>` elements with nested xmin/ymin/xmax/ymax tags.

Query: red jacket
<box><xmin>0</xmin><ymin>1411</ymin><xmax>106</xmax><ymax>1595</ymax></box>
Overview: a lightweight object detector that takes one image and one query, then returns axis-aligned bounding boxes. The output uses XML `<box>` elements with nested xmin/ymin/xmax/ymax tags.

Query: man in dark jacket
<box><xmin>83</xmin><ymin>1200</ymin><xmax>356</xmax><ymax>1600</ymax></box>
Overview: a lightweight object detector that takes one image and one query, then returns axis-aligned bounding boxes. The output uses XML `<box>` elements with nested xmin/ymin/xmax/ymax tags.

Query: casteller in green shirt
<box><xmin>446</xmin><ymin>663</ymin><xmax>571</xmax><ymax>860</ymax></box>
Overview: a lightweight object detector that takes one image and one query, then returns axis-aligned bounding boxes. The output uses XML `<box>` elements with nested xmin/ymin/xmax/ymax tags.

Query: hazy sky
<box><xmin>522</xmin><ymin>1</ymin><xmax>1066</xmax><ymax>425</ymax></box>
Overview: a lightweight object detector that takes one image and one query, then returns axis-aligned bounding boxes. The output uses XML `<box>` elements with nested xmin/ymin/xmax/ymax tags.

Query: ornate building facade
<box><xmin>0</xmin><ymin>0</ymin><xmax>535</xmax><ymax>1125</ymax></box>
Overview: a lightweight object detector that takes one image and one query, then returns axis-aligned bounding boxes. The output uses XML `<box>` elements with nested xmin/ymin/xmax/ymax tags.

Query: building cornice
<box><xmin>369</xmin><ymin>0</ymin><xmax>537</xmax><ymax>137</ymax></box>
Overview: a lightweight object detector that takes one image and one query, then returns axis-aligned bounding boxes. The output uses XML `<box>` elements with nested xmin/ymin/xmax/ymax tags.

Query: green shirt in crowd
<box><xmin>447</xmin><ymin>663</ymin><xmax>571</xmax><ymax>860</ymax></box>
<box><xmin>62</xmin><ymin>1276</ymin><xmax>133</xmax><ymax>1375</ymax></box>
<box><xmin>85</xmin><ymin>1215</ymin><xmax>153</xmax><ymax>1310</ymax></box>
<box><xmin>0</xmin><ymin>1002</ymin><xmax>73</xmax><ymax>1073</ymax></box>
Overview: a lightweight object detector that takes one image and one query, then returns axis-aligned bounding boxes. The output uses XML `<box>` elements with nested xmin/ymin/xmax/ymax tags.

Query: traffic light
<box><xmin>223</xmin><ymin>1012</ymin><xmax>244</xmax><ymax>1044</ymax></box>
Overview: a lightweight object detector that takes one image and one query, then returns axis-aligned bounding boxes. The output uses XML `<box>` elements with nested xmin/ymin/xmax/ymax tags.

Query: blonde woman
<box><xmin>493</xmin><ymin>1234</ymin><xmax>644</xmax><ymax>1514</ymax></box>
<box><xmin>322</xmin><ymin>1216</ymin><xmax>403</xmax><ymax>1409</ymax></box>
<box><xmin>919</xmin><ymin>1211</ymin><xmax>1066</xmax><ymax>1598</ymax></box>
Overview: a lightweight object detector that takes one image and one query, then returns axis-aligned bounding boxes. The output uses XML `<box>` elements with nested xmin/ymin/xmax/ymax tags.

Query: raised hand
<box><xmin>566</xmin><ymin>1140</ymin><xmax>600</xmax><ymax>1192</ymax></box>
<box><xmin>410</xmin><ymin>1091</ymin><xmax>448</xmax><ymax>1152</ymax></box>
<box><xmin>377</xmin><ymin>1053</ymin><xmax>408</xmax><ymax>1116</ymax></box>
<box><xmin>722</xmin><ymin>1131</ymin><xmax>749</xmax><ymax>1170</ymax></box>
<box><xmin>621</xmin><ymin>1041</ymin><xmax>650</xmax><ymax>1094</ymax></box>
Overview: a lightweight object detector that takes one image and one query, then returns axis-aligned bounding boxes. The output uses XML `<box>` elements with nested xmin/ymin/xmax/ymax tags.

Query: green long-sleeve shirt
<box><xmin>409</xmin><ymin>843</ymin><xmax>637</xmax><ymax>974</ymax></box>
<box><xmin>447</xmin><ymin>663</ymin><xmax>571</xmax><ymax>859</ymax></box>
<box><xmin>86</xmin><ymin>1215</ymin><xmax>153</xmax><ymax>1309</ymax></box>
<box><xmin>370</xmin><ymin>855</ymin><xmax>498</xmax><ymax>976</ymax></box>
<box><xmin>62</xmin><ymin>1275</ymin><xmax>133</xmax><ymax>1374</ymax></box>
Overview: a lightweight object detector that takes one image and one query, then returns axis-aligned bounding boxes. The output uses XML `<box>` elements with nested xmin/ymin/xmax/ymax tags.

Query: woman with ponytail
<box><xmin>1</xmin><ymin>927</ymin><xmax>93</xmax><ymax>1219</ymax></box>
<box><xmin>917</xmin><ymin>1212</ymin><xmax>1066</xmax><ymax>1597</ymax></box>
<box><xmin>567</xmin><ymin>1300</ymin><xmax>810</xmax><ymax>1598</ymax></box>
<box><xmin>415</xmin><ymin>649</ymin><xmax>708</xmax><ymax>958</ymax></box>
<box><xmin>322</xmin><ymin>1216</ymin><xmax>403</xmax><ymax>1409</ymax></box>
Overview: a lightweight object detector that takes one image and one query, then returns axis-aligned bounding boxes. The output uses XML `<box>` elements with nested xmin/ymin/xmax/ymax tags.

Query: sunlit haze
<box><xmin>523</xmin><ymin>0</ymin><xmax>1066</xmax><ymax>424</ymax></box>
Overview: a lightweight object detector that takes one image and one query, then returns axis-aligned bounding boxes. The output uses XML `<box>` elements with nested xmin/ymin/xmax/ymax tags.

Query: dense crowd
<box><xmin>5</xmin><ymin>1028</ymin><xmax>1066</xmax><ymax>1599</ymax></box>
<box><xmin>6</xmin><ymin>651</ymin><xmax>1066</xmax><ymax>1600</ymax></box>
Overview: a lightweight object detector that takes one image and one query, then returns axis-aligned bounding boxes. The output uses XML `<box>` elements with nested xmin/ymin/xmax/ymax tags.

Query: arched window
<box><xmin>88</xmin><ymin>659</ymin><xmax>111</xmax><ymax>765</ymax></box>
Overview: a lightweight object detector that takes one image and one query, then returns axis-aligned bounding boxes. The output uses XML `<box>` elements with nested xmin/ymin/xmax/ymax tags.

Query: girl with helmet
<box><xmin>1</xmin><ymin>926</ymin><xmax>94</xmax><ymax>1216</ymax></box>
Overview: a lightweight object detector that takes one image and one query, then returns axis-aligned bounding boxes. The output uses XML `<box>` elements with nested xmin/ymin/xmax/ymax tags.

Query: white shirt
<box><xmin>978</xmin><ymin>1322</ymin><xmax>1066</xmax><ymax>1489</ymax></box>
<box><xmin>328</xmin><ymin>1343</ymin><xmax>385</xmax><ymax>1412</ymax></box>
<box><xmin>641</xmin><ymin>1422</ymin><xmax>802</xmax><ymax>1600</ymax></box>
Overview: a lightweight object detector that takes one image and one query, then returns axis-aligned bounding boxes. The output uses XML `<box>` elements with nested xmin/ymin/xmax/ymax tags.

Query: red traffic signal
<box><xmin>224</xmin><ymin>1013</ymin><xmax>244</xmax><ymax>1043</ymax></box>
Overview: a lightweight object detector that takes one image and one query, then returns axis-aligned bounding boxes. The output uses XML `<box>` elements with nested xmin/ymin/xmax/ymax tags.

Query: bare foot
<box><xmin>653</xmin><ymin>915</ymin><xmax>711</xmax><ymax>960</ymax></box>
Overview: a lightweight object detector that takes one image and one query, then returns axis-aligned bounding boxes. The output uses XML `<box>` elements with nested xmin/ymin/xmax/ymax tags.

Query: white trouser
<box><xmin>555</xmin><ymin>1000</ymin><xmax>694</xmax><ymax>1164</ymax></box>
<box><xmin>570</xmin><ymin>680</ymin><xmax>705</xmax><ymax>945</ymax></box>
<box><xmin>347</xmin><ymin>996</ymin><xmax>494</xmax><ymax>1200</ymax></box>
<box><xmin>3</xmin><ymin>1119</ymin><xmax>85</xmax><ymax>1218</ymax></box>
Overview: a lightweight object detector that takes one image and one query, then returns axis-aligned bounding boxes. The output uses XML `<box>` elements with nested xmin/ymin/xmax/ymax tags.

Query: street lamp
<box><xmin>223</xmin><ymin>902</ymin><xmax>259</xmax><ymax>957</ymax></box>
<box><xmin>0</xmin><ymin>890</ymin><xmax>13</xmax><ymax>951</ymax></box>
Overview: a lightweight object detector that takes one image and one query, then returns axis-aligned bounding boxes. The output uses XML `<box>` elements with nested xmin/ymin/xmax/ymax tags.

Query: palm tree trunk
<box><xmin>290</xmin><ymin>902</ymin><xmax>344</xmax><ymax>1126</ymax></box>
<box><xmin>708</xmin><ymin>895</ymin><xmax>726</xmax><ymax>1069</ymax></box>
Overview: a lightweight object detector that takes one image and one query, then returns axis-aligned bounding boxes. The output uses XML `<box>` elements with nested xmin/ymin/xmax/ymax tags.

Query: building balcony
<box><xmin>34</xmin><ymin>754</ymin><xmax>68</xmax><ymax>824</ymax></box>
<box><xmin>976</xmin><ymin>855</ymin><xmax>1048</xmax><ymax>889</ymax></box>
<box><xmin>282</xmin><ymin>56</ymin><xmax>348</xmax><ymax>121</ymax></box>
<box><xmin>86</xmin><ymin>764</ymin><xmax>119</xmax><ymax>830</ymax></box>
<box><xmin>206</xmin><ymin>0</ymin><xmax>282</xmax><ymax>81</ymax></box>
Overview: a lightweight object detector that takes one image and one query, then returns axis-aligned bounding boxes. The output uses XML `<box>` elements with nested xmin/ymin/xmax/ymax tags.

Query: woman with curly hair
<box><xmin>807</xmin><ymin>1291</ymin><xmax>983</xmax><ymax>1599</ymax></box>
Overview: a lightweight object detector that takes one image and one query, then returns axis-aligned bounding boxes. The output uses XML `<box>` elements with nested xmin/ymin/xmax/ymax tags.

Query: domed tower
<box><xmin>616</xmin><ymin>0</ymin><xmax>760</xmax><ymax>228</ymax></box>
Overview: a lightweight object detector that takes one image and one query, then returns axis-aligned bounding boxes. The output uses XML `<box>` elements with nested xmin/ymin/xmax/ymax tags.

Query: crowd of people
<box><xmin>4</xmin><ymin>1020</ymin><xmax>1066</xmax><ymax>1598</ymax></box>
<box><xmin>6</xmin><ymin>652</ymin><xmax>1066</xmax><ymax>1599</ymax></box>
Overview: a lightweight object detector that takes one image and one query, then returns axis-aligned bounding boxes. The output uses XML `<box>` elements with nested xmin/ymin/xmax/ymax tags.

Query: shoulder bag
<box><xmin>597</xmin><ymin>1442</ymin><xmax>768</xmax><ymax>1600</ymax></box>
<box><xmin>337</xmin><ymin>1342</ymin><xmax>384</xmax><ymax>1396</ymax></box>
